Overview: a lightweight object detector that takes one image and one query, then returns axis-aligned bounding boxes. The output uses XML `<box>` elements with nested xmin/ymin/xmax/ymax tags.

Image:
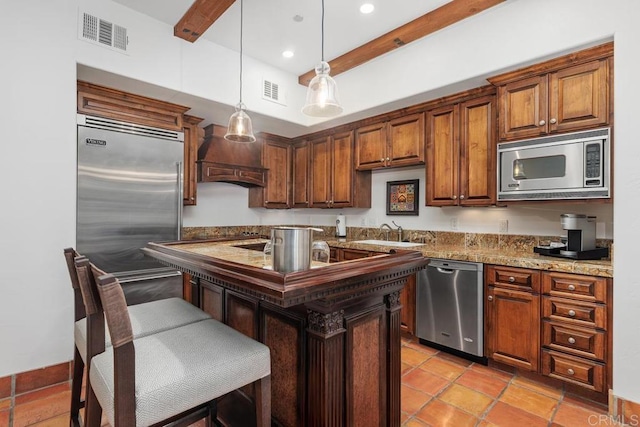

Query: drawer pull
<box><xmin>488</xmin><ymin>295</ymin><xmax>493</xmax><ymax>301</ymax></box>
<box><xmin>508</xmin><ymin>276</ymin><xmax>515</xmax><ymax>283</ymax></box>
<box><xmin>568</xmin><ymin>310</ymin><xmax>576</xmax><ymax>317</ymax></box>
<box><xmin>568</xmin><ymin>284</ymin><xmax>576</xmax><ymax>291</ymax></box>
<box><xmin>567</xmin><ymin>368</ymin><xmax>575</xmax><ymax>376</ymax></box>
<box><xmin>568</xmin><ymin>337</ymin><xmax>576</xmax><ymax>344</ymax></box>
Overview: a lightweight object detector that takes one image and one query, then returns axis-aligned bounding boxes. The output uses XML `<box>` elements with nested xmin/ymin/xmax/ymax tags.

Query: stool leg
<box><xmin>70</xmin><ymin>347</ymin><xmax>84</xmax><ymax>427</ymax></box>
<box><xmin>84</xmin><ymin>380</ymin><xmax>103</xmax><ymax>427</ymax></box>
<box><xmin>254</xmin><ymin>375</ymin><xmax>271</xmax><ymax>427</ymax></box>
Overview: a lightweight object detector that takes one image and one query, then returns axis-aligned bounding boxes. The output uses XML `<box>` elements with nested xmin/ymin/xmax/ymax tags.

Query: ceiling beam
<box><xmin>174</xmin><ymin>0</ymin><xmax>236</xmax><ymax>43</ymax></box>
<box><xmin>298</xmin><ymin>0</ymin><xmax>506</xmax><ymax>86</ymax></box>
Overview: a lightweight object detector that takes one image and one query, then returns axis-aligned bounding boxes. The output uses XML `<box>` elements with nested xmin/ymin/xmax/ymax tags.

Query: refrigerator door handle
<box><xmin>177</xmin><ymin>161</ymin><xmax>183</xmax><ymax>240</ymax></box>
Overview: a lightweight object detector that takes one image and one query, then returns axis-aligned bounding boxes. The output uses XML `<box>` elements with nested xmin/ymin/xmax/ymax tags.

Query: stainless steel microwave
<box><xmin>497</xmin><ymin>128</ymin><xmax>610</xmax><ymax>201</ymax></box>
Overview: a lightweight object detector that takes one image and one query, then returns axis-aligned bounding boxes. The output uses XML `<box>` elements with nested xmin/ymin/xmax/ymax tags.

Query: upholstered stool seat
<box><xmin>74</xmin><ymin>297</ymin><xmax>210</xmax><ymax>362</ymax></box>
<box><xmin>63</xmin><ymin>248</ymin><xmax>211</xmax><ymax>427</ymax></box>
<box><xmin>90</xmin><ymin>318</ymin><xmax>271</xmax><ymax>427</ymax></box>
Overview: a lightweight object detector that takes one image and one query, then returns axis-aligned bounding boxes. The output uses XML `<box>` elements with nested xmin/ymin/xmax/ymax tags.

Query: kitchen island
<box><xmin>142</xmin><ymin>239</ymin><xmax>426</xmax><ymax>427</ymax></box>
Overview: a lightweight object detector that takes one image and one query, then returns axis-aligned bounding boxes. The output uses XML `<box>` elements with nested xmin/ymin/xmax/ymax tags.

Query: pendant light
<box><xmin>302</xmin><ymin>0</ymin><xmax>343</xmax><ymax>117</ymax></box>
<box><xmin>224</xmin><ymin>0</ymin><xmax>256</xmax><ymax>142</ymax></box>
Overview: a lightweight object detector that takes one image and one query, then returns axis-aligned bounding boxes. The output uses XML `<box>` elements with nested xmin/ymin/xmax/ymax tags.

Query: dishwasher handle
<box><xmin>427</xmin><ymin>259</ymin><xmax>482</xmax><ymax>272</ymax></box>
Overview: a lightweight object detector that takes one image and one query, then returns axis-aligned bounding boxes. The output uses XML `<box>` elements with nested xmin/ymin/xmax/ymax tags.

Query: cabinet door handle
<box><xmin>568</xmin><ymin>337</ymin><xmax>576</xmax><ymax>344</ymax></box>
<box><xmin>567</xmin><ymin>368</ymin><xmax>575</xmax><ymax>376</ymax></box>
<box><xmin>568</xmin><ymin>284</ymin><xmax>576</xmax><ymax>291</ymax></box>
<box><xmin>380</xmin><ymin>158</ymin><xmax>385</xmax><ymax>162</ymax></box>
<box><xmin>539</xmin><ymin>120</ymin><xmax>546</xmax><ymax>126</ymax></box>
<box><xmin>452</xmin><ymin>195</ymin><xmax>457</xmax><ymax>200</ymax></box>
<box><xmin>550</xmin><ymin>118</ymin><xmax>557</xmax><ymax>124</ymax></box>
<box><xmin>508</xmin><ymin>276</ymin><xmax>515</xmax><ymax>283</ymax></box>
<box><xmin>568</xmin><ymin>309</ymin><xmax>576</xmax><ymax>317</ymax></box>
<box><xmin>460</xmin><ymin>195</ymin><xmax>465</xmax><ymax>200</ymax></box>
<box><xmin>386</xmin><ymin>157</ymin><xmax>390</xmax><ymax>161</ymax></box>
<box><xmin>488</xmin><ymin>295</ymin><xmax>493</xmax><ymax>301</ymax></box>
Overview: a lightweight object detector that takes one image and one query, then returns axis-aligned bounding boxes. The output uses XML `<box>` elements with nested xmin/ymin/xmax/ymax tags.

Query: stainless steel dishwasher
<box><xmin>416</xmin><ymin>259</ymin><xmax>485</xmax><ymax>359</ymax></box>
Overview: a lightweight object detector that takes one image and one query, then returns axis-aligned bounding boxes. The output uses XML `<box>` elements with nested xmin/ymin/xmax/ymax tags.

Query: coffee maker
<box><xmin>561</xmin><ymin>213</ymin><xmax>597</xmax><ymax>252</ymax></box>
<box><xmin>534</xmin><ymin>213</ymin><xmax>608</xmax><ymax>259</ymax></box>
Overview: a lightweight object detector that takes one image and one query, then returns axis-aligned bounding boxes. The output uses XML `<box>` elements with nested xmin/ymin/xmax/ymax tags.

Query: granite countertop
<box><xmin>170</xmin><ymin>238</ymin><xmax>332</xmax><ymax>270</ymax></box>
<box><xmin>324</xmin><ymin>239</ymin><xmax>613</xmax><ymax>278</ymax></box>
<box><xmin>174</xmin><ymin>236</ymin><xmax>612</xmax><ymax>278</ymax></box>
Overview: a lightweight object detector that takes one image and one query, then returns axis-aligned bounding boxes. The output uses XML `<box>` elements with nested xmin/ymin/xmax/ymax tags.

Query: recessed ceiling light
<box><xmin>360</xmin><ymin>3</ymin><xmax>374</xmax><ymax>14</ymax></box>
<box><xmin>282</xmin><ymin>50</ymin><xmax>294</xmax><ymax>58</ymax></box>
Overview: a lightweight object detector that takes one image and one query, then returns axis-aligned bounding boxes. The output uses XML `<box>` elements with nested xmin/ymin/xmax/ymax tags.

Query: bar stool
<box><xmin>63</xmin><ymin>248</ymin><xmax>210</xmax><ymax>427</ymax></box>
<box><xmin>76</xmin><ymin>259</ymin><xmax>272</xmax><ymax>426</ymax></box>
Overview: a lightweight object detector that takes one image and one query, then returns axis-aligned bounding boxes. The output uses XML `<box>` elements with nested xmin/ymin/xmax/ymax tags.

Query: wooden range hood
<box><xmin>173</xmin><ymin>0</ymin><xmax>506</xmax><ymax>85</ymax></box>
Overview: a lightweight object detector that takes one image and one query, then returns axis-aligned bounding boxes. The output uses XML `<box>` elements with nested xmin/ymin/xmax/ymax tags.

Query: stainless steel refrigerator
<box><xmin>76</xmin><ymin>114</ymin><xmax>184</xmax><ymax>304</ymax></box>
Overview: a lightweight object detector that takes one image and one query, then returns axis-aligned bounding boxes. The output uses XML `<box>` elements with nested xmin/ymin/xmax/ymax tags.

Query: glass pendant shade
<box><xmin>224</xmin><ymin>0</ymin><xmax>255</xmax><ymax>143</ymax></box>
<box><xmin>224</xmin><ymin>103</ymin><xmax>256</xmax><ymax>143</ymax></box>
<box><xmin>302</xmin><ymin>61</ymin><xmax>343</xmax><ymax>117</ymax></box>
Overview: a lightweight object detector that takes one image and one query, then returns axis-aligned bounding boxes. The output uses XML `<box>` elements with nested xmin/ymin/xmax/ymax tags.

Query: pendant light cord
<box><xmin>239</xmin><ymin>0</ymin><xmax>244</xmax><ymax>104</ymax></box>
<box><xmin>321</xmin><ymin>0</ymin><xmax>325</xmax><ymax>62</ymax></box>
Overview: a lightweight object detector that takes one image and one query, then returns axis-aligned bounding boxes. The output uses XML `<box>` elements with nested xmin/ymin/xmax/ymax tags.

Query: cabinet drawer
<box><xmin>542</xmin><ymin>272</ymin><xmax>606</xmax><ymax>303</ymax></box>
<box><xmin>542</xmin><ymin>321</ymin><xmax>605</xmax><ymax>361</ymax></box>
<box><xmin>486</xmin><ymin>265</ymin><xmax>540</xmax><ymax>292</ymax></box>
<box><xmin>542</xmin><ymin>297</ymin><xmax>605</xmax><ymax>329</ymax></box>
<box><xmin>542</xmin><ymin>349</ymin><xmax>605</xmax><ymax>392</ymax></box>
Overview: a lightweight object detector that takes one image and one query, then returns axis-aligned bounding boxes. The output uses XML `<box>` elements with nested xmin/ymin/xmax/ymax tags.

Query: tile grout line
<box><xmin>547</xmin><ymin>386</ymin><xmax>567</xmax><ymax>427</ymax></box>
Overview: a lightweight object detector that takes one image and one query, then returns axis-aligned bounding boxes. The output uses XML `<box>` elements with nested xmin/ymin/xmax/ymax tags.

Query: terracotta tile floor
<box><xmin>399</xmin><ymin>338</ymin><xmax>618</xmax><ymax>427</ymax></box>
<box><xmin>2</xmin><ymin>338</ymin><xmax>618</xmax><ymax>427</ymax></box>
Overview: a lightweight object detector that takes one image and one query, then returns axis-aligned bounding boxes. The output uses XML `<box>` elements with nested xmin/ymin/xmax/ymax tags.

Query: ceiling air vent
<box><xmin>79</xmin><ymin>12</ymin><xmax>128</xmax><ymax>54</ymax></box>
<box><xmin>262</xmin><ymin>79</ymin><xmax>286</xmax><ymax>105</ymax></box>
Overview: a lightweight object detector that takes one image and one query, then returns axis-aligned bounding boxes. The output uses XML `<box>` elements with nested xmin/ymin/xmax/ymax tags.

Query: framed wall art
<box><xmin>386</xmin><ymin>179</ymin><xmax>419</xmax><ymax>215</ymax></box>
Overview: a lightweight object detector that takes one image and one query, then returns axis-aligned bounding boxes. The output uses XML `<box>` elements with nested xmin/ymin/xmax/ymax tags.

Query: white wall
<box><xmin>0</xmin><ymin>1</ymin><xmax>78</xmax><ymax>375</ymax></box>
<box><xmin>187</xmin><ymin>168</ymin><xmax>613</xmax><ymax>239</ymax></box>
<box><xmin>1</xmin><ymin>0</ymin><xmax>638</xmax><ymax>406</ymax></box>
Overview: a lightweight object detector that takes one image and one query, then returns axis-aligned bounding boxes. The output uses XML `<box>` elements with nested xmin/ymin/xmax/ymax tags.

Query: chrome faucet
<box><xmin>379</xmin><ymin>223</ymin><xmax>393</xmax><ymax>241</ymax></box>
<box><xmin>392</xmin><ymin>221</ymin><xmax>403</xmax><ymax>242</ymax></box>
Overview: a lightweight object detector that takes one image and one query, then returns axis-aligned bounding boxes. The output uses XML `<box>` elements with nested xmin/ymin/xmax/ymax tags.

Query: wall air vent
<box><xmin>262</xmin><ymin>79</ymin><xmax>286</xmax><ymax>105</ymax></box>
<box><xmin>79</xmin><ymin>12</ymin><xmax>128</xmax><ymax>54</ymax></box>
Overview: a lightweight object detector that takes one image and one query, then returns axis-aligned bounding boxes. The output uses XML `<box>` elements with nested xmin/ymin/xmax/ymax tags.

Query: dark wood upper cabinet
<box><xmin>426</xmin><ymin>93</ymin><xmax>496</xmax><ymax>207</ymax></box>
<box><xmin>355</xmin><ymin>122</ymin><xmax>387</xmax><ymax>170</ymax></box>
<box><xmin>77</xmin><ymin>81</ymin><xmax>188</xmax><ymax>131</ymax></box>
<box><xmin>249</xmin><ymin>135</ymin><xmax>292</xmax><ymax>208</ymax></box>
<box><xmin>355</xmin><ymin>113</ymin><xmax>425</xmax><ymax>170</ymax></box>
<box><xmin>182</xmin><ymin>115</ymin><xmax>204</xmax><ymax>206</ymax></box>
<box><xmin>292</xmin><ymin>140</ymin><xmax>310</xmax><ymax>208</ymax></box>
<box><xmin>489</xmin><ymin>42</ymin><xmax>612</xmax><ymax>141</ymax></box>
<box><xmin>310</xmin><ymin>131</ymin><xmax>371</xmax><ymax>209</ymax></box>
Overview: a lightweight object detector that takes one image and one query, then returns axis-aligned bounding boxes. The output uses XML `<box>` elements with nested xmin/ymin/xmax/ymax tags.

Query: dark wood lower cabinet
<box><xmin>399</xmin><ymin>274</ymin><xmax>416</xmax><ymax>336</ymax></box>
<box><xmin>346</xmin><ymin>306</ymin><xmax>386</xmax><ymax>427</ymax></box>
<box><xmin>145</xmin><ymin>241</ymin><xmax>425</xmax><ymax>426</ymax></box>
<box><xmin>192</xmin><ymin>277</ymin><xmax>405</xmax><ymax>427</ymax></box>
<box><xmin>260</xmin><ymin>304</ymin><xmax>306</xmax><ymax>426</ymax></box>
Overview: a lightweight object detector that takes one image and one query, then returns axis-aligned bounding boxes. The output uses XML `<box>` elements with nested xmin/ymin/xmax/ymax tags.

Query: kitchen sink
<box><xmin>352</xmin><ymin>240</ymin><xmax>424</xmax><ymax>248</ymax></box>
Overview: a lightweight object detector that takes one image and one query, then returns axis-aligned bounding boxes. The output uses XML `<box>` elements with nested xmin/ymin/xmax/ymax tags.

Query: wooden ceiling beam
<box><xmin>298</xmin><ymin>0</ymin><xmax>506</xmax><ymax>86</ymax></box>
<box><xmin>174</xmin><ymin>0</ymin><xmax>236</xmax><ymax>43</ymax></box>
